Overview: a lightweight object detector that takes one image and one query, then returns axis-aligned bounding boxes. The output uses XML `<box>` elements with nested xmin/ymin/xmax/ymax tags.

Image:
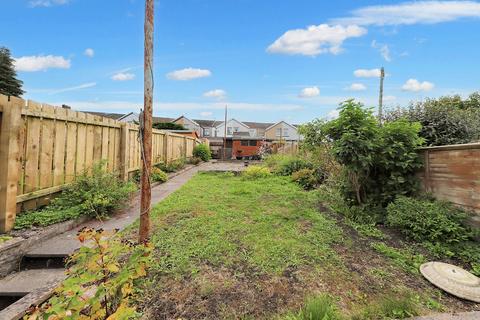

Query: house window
<box><xmin>276</xmin><ymin>128</ymin><xmax>282</xmax><ymax>137</ymax></box>
<box><xmin>234</xmin><ymin>127</ymin><xmax>240</xmax><ymax>132</ymax></box>
<box><xmin>227</xmin><ymin>127</ymin><xmax>233</xmax><ymax>135</ymax></box>
<box><xmin>241</xmin><ymin>140</ymin><xmax>249</xmax><ymax>146</ymax></box>
<box><xmin>249</xmin><ymin>140</ymin><xmax>257</xmax><ymax>146</ymax></box>
<box><xmin>204</xmin><ymin>128</ymin><xmax>210</xmax><ymax>137</ymax></box>
<box><xmin>283</xmin><ymin>128</ymin><xmax>289</xmax><ymax>137</ymax></box>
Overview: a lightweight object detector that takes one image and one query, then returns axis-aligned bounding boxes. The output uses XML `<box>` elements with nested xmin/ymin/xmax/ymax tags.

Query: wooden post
<box><xmin>119</xmin><ymin>123</ymin><xmax>129</xmax><ymax>181</ymax></box>
<box><xmin>139</xmin><ymin>0</ymin><xmax>154</xmax><ymax>243</ymax></box>
<box><xmin>0</xmin><ymin>96</ymin><xmax>23</xmax><ymax>233</ymax></box>
<box><xmin>164</xmin><ymin>132</ymin><xmax>170</xmax><ymax>163</ymax></box>
<box><xmin>378</xmin><ymin>67</ymin><xmax>385</xmax><ymax>124</ymax></box>
<box><xmin>183</xmin><ymin>136</ymin><xmax>187</xmax><ymax>158</ymax></box>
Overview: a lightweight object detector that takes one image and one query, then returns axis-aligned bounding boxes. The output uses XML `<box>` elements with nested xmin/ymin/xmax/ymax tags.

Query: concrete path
<box><xmin>0</xmin><ymin>161</ymin><xmax>247</xmax><ymax>319</ymax></box>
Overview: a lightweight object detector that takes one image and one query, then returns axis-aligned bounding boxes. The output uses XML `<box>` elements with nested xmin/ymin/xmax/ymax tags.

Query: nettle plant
<box><xmin>324</xmin><ymin>100</ymin><xmax>424</xmax><ymax>206</ymax></box>
<box><xmin>26</xmin><ymin>228</ymin><xmax>152</xmax><ymax>320</ymax></box>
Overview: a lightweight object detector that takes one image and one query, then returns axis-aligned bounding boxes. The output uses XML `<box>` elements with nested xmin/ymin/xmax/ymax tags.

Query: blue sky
<box><xmin>1</xmin><ymin>0</ymin><xmax>480</xmax><ymax>123</ymax></box>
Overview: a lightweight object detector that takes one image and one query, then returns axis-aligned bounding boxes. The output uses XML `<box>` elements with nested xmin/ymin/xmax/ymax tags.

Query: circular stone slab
<box><xmin>420</xmin><ymin>262</ymin><xmax>480</xmax><ymax>303</ymax></box>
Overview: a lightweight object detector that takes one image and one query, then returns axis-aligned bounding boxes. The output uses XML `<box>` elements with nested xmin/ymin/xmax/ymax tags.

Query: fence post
<box><xmin>183</xmin><ymin>136</ymin><xmax>188</xmax><ymax>158</ymax></box>
<box><xmin>119</xmin><ymin>123</ymin><xmax>129</xmax><ymax>181</ymax></box>
<box><xmin>163</xmin><ymin>132</ymin><xmax>170</xmax><ymax>163</ymax></box>
<box><xmin>0</xmin><ymin>96</ymin><xmax>23</xmax><ymax>233</ymax></box>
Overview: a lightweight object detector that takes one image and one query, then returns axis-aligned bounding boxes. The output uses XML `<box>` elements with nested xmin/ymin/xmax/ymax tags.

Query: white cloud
<box><xmin>347</xmin><ymin>83</ymin><xmax>367</xmax><ymax>91</ymax></box>
<box><xmin>50</xmin><ymin>82</ymin><xmax>96</xmax><ymax>94</ymax></box>
<box><xmin>384</xmin><ymin>95</ymin><xmax>397</xmax><ymax>102</ymax></box>
<box><xmin>299</xmin><ymin>86</ymin><xmax>320</xmax><ymax>98</ymax></box>
<box><xmin>200</xmin><ymin>111</ymin><xmax>213</xmax><ymax>117</ymax></box>
<box><xmin>267</xmin><ymin>24</ymin><xmax>367</xmax><ymax>56</ymax></box>
<box><xmin>354</xmin><ymin>68</ymin><xmax>381</xmax><ymax>78</ymax></box>
<box><xmin>84</xmin><ymin>48</ymin><xmax>94</xmax><ymax>58</ymax></box>
<box><xmin>402</xmin><ymin>79</ymin><xmax>435</xmax><ymax>92</ymax></box>
<box><xmin>333</xmin><ymin>1</ymin><xmax>480</xmax><ymax>26</ymax></box>
<box><xmin>203</xmin><ymin>89</ymin><xmax>226</xmax><ymax>100</ymax></box>
<box><xmin>372</xmin><ymin>40</ymin><xmax>391</xmax><ymax>62</ymax></box>
<box><xmin>111</xmin><ymin>72</ymin><xmax>135</xmax><ymax>81</ymax></box>
<box><xmin>14</xmin><ymin>55</ymin><xmax>71</xmax><ymax>72</ymax></box>
<box><xmin>166</xmin><ymin>68</ymin><xmax>212</xmax><ymax>81</ymax></box>
<box><xmin>29</xmin><ymin>0</ymin><xmax>69</xmax><ymax>7</ymax></box>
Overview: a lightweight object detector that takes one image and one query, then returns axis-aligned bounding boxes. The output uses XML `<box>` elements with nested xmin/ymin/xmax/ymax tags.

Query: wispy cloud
<box><xmin>29</xmin><ymin>0</ymin><xmax>70</xmax><ymax>8</ymax></box>
<box><xmin>267</xmin><ymin>24</ymin><xmax>367</xmax><ymax>56</ymax></box>
<box><xmin>299</xmin><ymin>86</ymin><xmax>320</xmax><ymax>98</ymax></box>
<box><xmin>111</xmin><ymin>72</ymin><xmax>135</xmax><ymax>81</ymax></box>
<box><xmin>354</xmin><ymin>68</ymin><xmax>382</xmax><ymax>78</ymax></box>
<box><xmin>28</xmin><ymin>82</ymin><xmax>96</xmax><ymax>95</ymax></box>
<box><xmin>14</xmin><ymin>55</ymin><xmax>71</xmax><ymax>72</ymax></box>
<box><xmin>84</xmin><ymin>48</ymin><xmax>94</xmax><ymax>58</ymax></box>
<box><xmin>346</xmin><ymin>83</ymin><xmax>367</xmax><ymax>91</ymax></box>
<box><xmin>332</xmin><ymin>1</ymin><xmax>480</xmax><ymax>26</ymax></box>
<box><xmin>371</xmin><ymin>40</ymin><xmax>391</xmax><ymax>62</ymax></box>
<box><xmin>203</xmin><ymin>89</ymin><xmax>227</xmax><ymax>100</ymax></box>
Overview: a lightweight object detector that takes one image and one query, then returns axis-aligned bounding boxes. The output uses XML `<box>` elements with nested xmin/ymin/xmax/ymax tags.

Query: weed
<box><xmin>193</xmin><ymin>143</ymin><xmax>212</xmax><ymax>161</ymax></box>
<box><xmin>352</xmin><ymin>292</ymin><xmax>419</xmax><ymax>320</ymax></box>
<box><xmin>242</xmin><ymin>165</ymin><xmax>271</xmax><ymax>179</ymax></box>
<box><xmin>282</xmin><ymin>295</ymin><xmax>343</xmax><ymax>320</ymax></box>
<box><xmin>371</xmin><ymin>242</ymin><xmax>426</xmax><ymax>274</ymax></box>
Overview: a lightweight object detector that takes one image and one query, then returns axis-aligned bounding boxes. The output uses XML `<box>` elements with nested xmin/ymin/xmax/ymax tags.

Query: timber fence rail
<box><xmin>0</xmin><ymin>94</ymin><xmax>201</xmax><ymax>232</ymax></box>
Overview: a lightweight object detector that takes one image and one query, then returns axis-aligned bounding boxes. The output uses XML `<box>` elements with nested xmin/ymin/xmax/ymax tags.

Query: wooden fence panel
<box><xmin>0</xmin><ymin>94</ymin><xmax>201</xmax><ymax>231</ymax></box>
<box><xmin>419</xmin><ymin>143</ymin><xmax>480</xmax><ymax>224</ymax></box>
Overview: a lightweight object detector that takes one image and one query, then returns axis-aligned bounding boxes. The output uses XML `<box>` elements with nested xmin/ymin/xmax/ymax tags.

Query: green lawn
<box><xmin>135</xmin><ymin>172</ymin><xmax>477</xmax><ymax>319</ymax></box>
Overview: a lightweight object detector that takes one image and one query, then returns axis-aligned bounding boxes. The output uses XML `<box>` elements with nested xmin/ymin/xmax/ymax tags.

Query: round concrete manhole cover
<box><xmin>420</xmin><ymin>262</ymin><xmax>480</xmax><ymax>303</ymax></box>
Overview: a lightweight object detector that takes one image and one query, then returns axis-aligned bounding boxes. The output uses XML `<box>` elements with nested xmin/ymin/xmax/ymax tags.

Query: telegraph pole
<box><xmin>378</xmin><ymin>67</ymin><xmax>385</xmax><ymax>124</ymax></box>
<box><xmin>139</xmin><ymin>0</ymin><xmax>154</xmax><ymax>243</ymax></box>
<box><xmin>223</xmin><ymin>105</ymin><xmax>227</xmax><ymax>160</ymax></box>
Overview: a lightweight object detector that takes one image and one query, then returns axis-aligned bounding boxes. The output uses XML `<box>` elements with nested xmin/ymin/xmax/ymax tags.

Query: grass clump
<box><xmin>292</xmin><ymin>168</ymin><xmax>318</xmax><ymax>190</ymax></box>
<box><xmin>157</xmin><ymin>158</ymin><xmax>186</xmax><ymax>173</ymax></box>
<box><xmin>352</xmin><ymin>293</ymin><xmax>420</xmax><ymax>320</ymax></box>
<box><xmin>14</xmin><ymin>162</ymin><xmax>136</xmax><ymax>230</ymax></box>
<box><xmin>242</xmin><ymin>165</ymin><xmax>271</xmax><ymax>179</ymax></box>
<box><xmin>0</xmin><ymin>235</ymin><xmax>13</xmax><ymax>244</ymax></box>
<box><xmin>371</xmin><ymin>242</ymin><xmax>426</xmax><ymax>274</ymax></box>
<box><xmin>283</xmin><ymin>295</ymin><xmax>343</xmax><ymax>320</ymax></box>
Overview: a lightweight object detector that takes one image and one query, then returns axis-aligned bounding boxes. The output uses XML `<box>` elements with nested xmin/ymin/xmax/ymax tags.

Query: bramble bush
<box><xmin>193</xmin><ymin>144</ymin><xmax>212</xmax><ymax>162</ymax></box>
<box><xmin>25</xmin><ymin>228</ymin><xmax>152</xmax><ymax>319</ymax></box>
<box><xmin>134</xmin><ymin>167</ymin><xmax>168</xmax><ymax>184</ymax></box>
<box><xmin>291</xmin><ymin>168</ymin><xmax>318</xmax><ymax>190</ymax></box>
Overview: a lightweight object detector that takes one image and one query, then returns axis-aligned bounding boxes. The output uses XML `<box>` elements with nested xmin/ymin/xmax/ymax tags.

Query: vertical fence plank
<box><xmin>119</xmin><ymin>123</ymin><xmax>129</xmax><ymax>180</ymax></box>
<box><xmin>39</xmin><ymin>104</ymin><xmax>55</xmax><ymax>191</ymax></box>
<box><xmin>23</xmin><ymin>101</ymin><xmax>42</xmax><ymax>210</ymax></box>
<box><xmin>53</xmin><ymin>107</ymin><xmax>67</xmax><ymax>186</ymax></box>
<box><xmin>75</xmin><ymin>112</ymin><xmax>87</xmax><ymax>175</ymax></box>
<box><xmin>0</xmin><ymin>97</ymin><xmax>22</xmax><ymax>232</ymax></box>
<box><xmin>84</xmin><ymin>114</ymin><xmax>95</xmax><ymax>173</ymax></box>
<box><xmin>65</xmin><ymin>109</ymin><xmax>78</xmax><ymax>183</ymax></box>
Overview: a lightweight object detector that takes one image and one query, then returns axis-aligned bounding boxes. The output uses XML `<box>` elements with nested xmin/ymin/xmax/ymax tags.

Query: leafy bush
<box><xmin>151</xmin><ymin>167</ymin><xmax>168</xmax><ymax>183</ymax></box>
<box><xmin>386</xmin><ymin>196</ymin><xmax>473</xmax><ymax>244</ymax></box>
<box><xmin>26</xmin><ymin>228</ymin><xmax>152</xmax><ymax>319</ymax></box>
<box><xmin>385</xmin><ymin>92</ymin><xmax>480</xmax><ymax>146</ymax></box>
<box><xmin>242</xmin><ymin>165</ymin><xmax>271</xmax><ymax>179</ymax></box>
<box><xmin>158</xmin><ymin>158</ymin><xmax>186</xmax><ymax>173</ymax></box>
<box><xmin>324</xmin><ymin>100</ymin><xmax>424</xmax><ymax>206</ymax></box>
<box><xmin>153</xmin><ymin>122</ymin><xmax>185</xmax><ymax>130</ymax></box>
<box><xmin>274</xmin><ymin>157</ymin><xmax>312</xmax><ymax>176</ymax></box>
<box><xmin>193</xmin><ymin>144</ymin><xmax>212</xmax><ymax>161</ymax></box>
<box><xmin>292</xmin><ymin>168</ymin><xmax>318</xmax><ymax>190</ymax></box>
<box><xmin>189</xmin><ymin>156</ymin><xmax>202</xmax><ymax>165</ymax></box>
<box><xmin>14</xmin><ymin>163</ymin><xmax>136</xmax><ymax>229</ymax></box>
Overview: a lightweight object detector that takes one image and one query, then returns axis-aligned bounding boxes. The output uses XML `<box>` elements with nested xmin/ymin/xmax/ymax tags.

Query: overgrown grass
<box><xmin>149</xmin><ymin>172</ymin><xmax>342</xmax><ymax>275</ymax></box>
<box><xmin>371</xmin><ymin>242</ymin><xmax>427</xmax><ymax>275</ymax></box>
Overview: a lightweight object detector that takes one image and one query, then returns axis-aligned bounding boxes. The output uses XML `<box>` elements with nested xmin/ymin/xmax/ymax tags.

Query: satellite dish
<box><xmin>420</xmin><ymin>262</ymin><xmax>480</xmax><ymax>303</ymax></box>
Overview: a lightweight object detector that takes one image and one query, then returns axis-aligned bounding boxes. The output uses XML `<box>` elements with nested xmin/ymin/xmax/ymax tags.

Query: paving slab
<box><xmin>411</xmin><ymin>312</ymin><xmax>480</xmax><ymax>320</ymax></box>
<box><xmin>0</xmin><ymin>269</ymin><xmax>65</xmax><ymax>296</ymax></box>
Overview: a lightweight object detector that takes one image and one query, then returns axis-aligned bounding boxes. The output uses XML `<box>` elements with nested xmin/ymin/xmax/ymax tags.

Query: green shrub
<box><xmin>323</xmin><ymin>100</ymin><xmax>424</xmax><ymax>206</ymax></box>
<box><xmin>158</xmin><ymin>158</ymin><xmax>186</xmax><ymax>172</ymax></box>
<box><xmin>193</xmin><ymin>144</ymin><xmax>212</xmax><ymax>161</ymax></box>
<box><xmin>292</xmin><ymin>168</ymin><xmax>318</xmax><ymax>190</ymax></box>
<box><xmin>151</xmin><ymin>167</ymin><xmax>168</xmax><ymax>183</ymax></box>
<box><xmin>189</xmin><ymin>156</ymin><xmax>202</xmax><ymax>165</ymax></box>
<box><xmin>386</xmin><ymin>196</ymin><xmax>473</xmax><ymax>244</ymax></box>
<box><xmin>277</xmin><ymin>158</ymin><xmax>312</xmax><ymax>176</ymax></box>
<box><xmin>242</xmin><ymin>166</ymin><xmax>271</xmax><ymax>179</ymax></box>
<box><xmin>15</xmin><ymin>163</ymin><xmax>136</xmax><ymax>229</ymax></box>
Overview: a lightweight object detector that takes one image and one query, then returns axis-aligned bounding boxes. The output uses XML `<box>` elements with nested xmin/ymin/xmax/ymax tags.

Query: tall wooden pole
<box><xmin>379</xmin><ymin>67</ymin><xmax>385</xmax><ymax>124</ymax></box>
<box><xmin>139</xmin><ymin>0</ymin><xmax>154</xmax><ymax>243</ymax></box>
<box><xmin>223</xmin><ymin>105</ymin><xmax>227</xmax><ymax>160</ymax></box>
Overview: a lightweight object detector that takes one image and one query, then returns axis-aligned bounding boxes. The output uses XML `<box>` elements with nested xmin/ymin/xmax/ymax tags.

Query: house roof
<box><xmin>172</xmin><ymin>115</ymin><xmax>201</xmax><ymax>127</ymax></box>
<box><xmin>214</xmin><ymin>118</ymin><xmax>250</xmax><ymax>129</ymax></box>
<box><xmin>265</xmin><ymin>121</ymin><xmax>298</xmax><ymax>132</ymax></box>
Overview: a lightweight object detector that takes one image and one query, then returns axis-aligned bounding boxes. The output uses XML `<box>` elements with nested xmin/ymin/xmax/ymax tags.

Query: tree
<box><xmin>152</xmin><ymin>122</ymin><xmax>185</xmax><ymax>130</ymax></box>
<box><xmin>0</xmin><ymin>47</ymin><xmax>24</xmax><ymax>97</ymax></box>
<box><xmin>385</xmin><ymin>93</ymin><xmax>480</xmax><ymax>146</ymax></box>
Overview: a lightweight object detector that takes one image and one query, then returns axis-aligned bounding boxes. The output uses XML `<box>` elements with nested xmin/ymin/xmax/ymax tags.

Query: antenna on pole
<box><xmin>223</xmin><ymin>105</ymin><xmax>227</xmax><ymax>160</ymax></box>
<box><xmin>379</xmin><ymin>67</ymin><xmax>385</xmax><ymax>124</ymax></box>
<box><xmin>139</xmin><ymin>0</ymin><xmax>154</xmax><ymax>243</ymax></box>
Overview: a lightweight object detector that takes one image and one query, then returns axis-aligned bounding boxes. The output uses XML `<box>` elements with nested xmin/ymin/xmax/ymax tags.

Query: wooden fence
<box><xmin>0</xmin><ymin>95</ymin><xmax>201</xmax><ymax>232</ymax></box>
<box><xmin>418</xmin><ymin>143</ymin><xmax>480</xmax><ymax>224</ymax></box>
